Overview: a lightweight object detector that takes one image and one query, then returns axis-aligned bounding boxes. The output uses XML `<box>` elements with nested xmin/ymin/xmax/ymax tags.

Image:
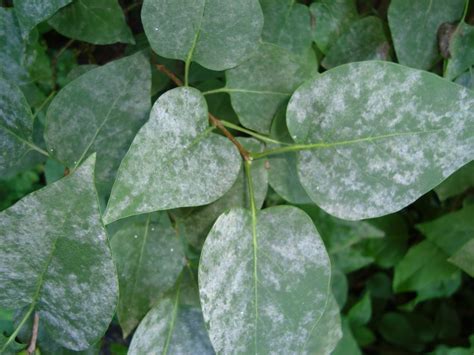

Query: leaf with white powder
<box><xmin>104</xmin><ymin>87</ymin><xmax>241</xmax><ymax>224</ymax></box>
<box><xmin>199</xmin><ymin>206</ymin><xmax>331</xmax><ymax>353</ymax></box>
<box><xmin>286</xmin><ymin>61</ymin><xmax>474</xmax><ymax>220</ymax></box>
<box><xmin>141</xmin><ymin>0</ymin><xmax>263</xmax><ymax>71</ymax></box>
<box><xmin>0</xmin><ymin>155</ymin><xmax>118</xmax><ymax>351</ymax></box>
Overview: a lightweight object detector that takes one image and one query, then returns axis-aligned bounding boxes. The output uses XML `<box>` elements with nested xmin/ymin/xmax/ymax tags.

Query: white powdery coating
<box><xmin>0</xmin><ymin>155</ymin><xmax>118</xmax><ymax>350</ymax></box>
<box><xmin>104</xmin><ymin>87</ymin><xmax>241</xmax><ymax>224</ymax></box>
<box><xmin>142</xmin><ymin>0</ymin><xmax>263</xmax><ymax>71</ymax></box>
<box><xmin>287</xmin><ymin>61</ymin><xmax>474</xmax><ymax>220</ymax></box>
<box><xmin>199</xmin><ymin>206</ymin><xmax>331</xmax><ymax>354</ymax></box>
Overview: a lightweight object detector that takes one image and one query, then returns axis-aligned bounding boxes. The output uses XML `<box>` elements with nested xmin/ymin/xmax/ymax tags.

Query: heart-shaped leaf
<box><xmin>0</xmin><ymin>155</ymin><xmax>118</xmax><ymax>351</ymax></box>
<box><xmin>104</xmin><ymin>87</ymin><xmax>241</xmax><ymax>224</ymax></box>
<box><xmin>286</xmin><ymin>61</ymin><xmax>474</xmax><ymax>220</ymax></box>
<box><xmin>199</xmin><ymin>206</ymin><xmax>331</xmax><ymax>353</ymax></box>
<box><xmin>141</xmin><ymin>0</ymin><xmax>263</xmax><ymax>71</ymax></box>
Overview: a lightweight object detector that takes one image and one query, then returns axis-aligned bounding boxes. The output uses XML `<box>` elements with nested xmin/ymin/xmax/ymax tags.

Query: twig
<box><xmin>27</xmin><ymin>312</ymin><xmax>39</xmax><ymax>355</ymax></box>
<box><xmin>155</xmin><ymin>64</ymin><xmax>183</xmax><ymax>87</ymax></box>
<box><xmin>209</xmin><ymin>113</ymin><xmax>251</xmax><ymax>161</ymax></box>
<box><xmin>155</xmin><ymin>64</ymin><xmax>251</xmax><ymax>160</ymax></box>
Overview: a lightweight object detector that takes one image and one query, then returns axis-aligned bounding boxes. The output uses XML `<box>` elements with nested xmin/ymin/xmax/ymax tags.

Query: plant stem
<box><xmin>32</xmin><ymin>91</ymin><xmax>56</xmax><ymax>121</ymax></box>
<box><xmin>151</xmin><ymin>63</ymin><xmax>251</xmax><ymax>160</ymax></box>
<box><xmin>244</xmin><ymin>160</ymin><xmax>259</xmax><ymax>351</ymax></box>
<box><xmin>0</xmin><ymin>303</ymin><xmax>35</xmax><ymax>353</ymax></box>
<box><xmin>156</xmin><ymin>64</ymin><xmax>183</xmax><ymax>87</ymax></box>
<box><xmin>209</xmin><ymin>114</ymin><xmax>251</xmax><ymax>161</ymax></box>
<box><xmin>220</xmin><ymin>120</ymin><xmax>288</xmax><ymax>146</ymax></box>
<box><xmin>27</xmin><ymin>312</ymin><xmax>39</xmax><ymax>355</ymax></box>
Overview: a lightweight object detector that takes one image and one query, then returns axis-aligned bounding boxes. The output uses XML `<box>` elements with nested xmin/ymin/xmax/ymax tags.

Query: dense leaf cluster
<box><xmin>0</xmin><ymin>0</ymin><xmax>473</xmax><ymax>354</ymax></box>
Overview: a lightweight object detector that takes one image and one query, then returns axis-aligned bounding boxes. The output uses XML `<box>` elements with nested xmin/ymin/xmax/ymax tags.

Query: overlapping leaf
<box><xmin>199</xmin><ymin>206</ymin><xmax>332</xmax><ymax>353</ymax></box>
<box><xmin>0</xmin><ymin>155</ymin><xmax>118</xmax><ymax>350</ymax></box>
<box><xmin>287</xmin><ymin>61</ymin><xmax>474</xmax><ymax>220</ymax></box>
<box><xmin>226</xmin><ymin>42</ymin><xmax>317</xmax><ymax>133</ymax></box>
<box><xmin>173</xmin><ymin>138</ymin><xmax>268</xmax><ymax>249</ymax></box>
<box><xmin>13</xmin><ymin>0</ymin><xmax>73</xmax><ymax>36</ymax></box>
<box><xmin>45</xmin><ymin>52</ymin><xmax>151</xmax><ymax>197</ymax></box>
<box><xmin>388</xmin><ymin>0</ymin><xmax>465</xmax><ymax>70</ymax></box>
<box><xmin>141</xmin><ymin>0</ymin><xmax>263</xmax><ymax>71</ymax></box>
<box><xmin>111</xmin><ymin>212</ymin><xmax>186</xmax><ymax>337</ymax></box>
<box><xmin>259</xmin><ymin>0</ymin><xmax>313</xmax><ymax>55</ymax></box>
<box><xmin>48</xmin><ymin>0</ymin><xmax>134</xmax><ymax>44</ymax></box>
<box><xmin>104</xmin><ymin>87</ymin><xmax>241</xmax><ymax>224</ymax></box>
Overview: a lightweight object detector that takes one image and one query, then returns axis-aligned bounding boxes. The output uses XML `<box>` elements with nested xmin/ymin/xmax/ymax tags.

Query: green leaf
<box><xmin>111</xmin><ymin>212</ymin><xmax>186</xmax><ymax>337</ymax></box>
<box><xmin>48</xmin><ymin>0</ymin><xmax>134</xmax><ymax>45</ymax></box>
<box><xmin>13</xmin><ymin>0</ymin><xmax>73</xmax><ymax>36</ymax></box>
<box><xmin>332</xmin><ymin>318</ymin><xmax>361</xmax><ymax>355</ymax></box>
<box><xmin>128</xmin><ymin>274</ymin><xmax>214</xmax><ymax>355</ymax></box>
<box><xmin>0</xmin><ymin>155</ymin><xmax>118</xmax><ymax>350</ymax></box>
<box><xmin>225</xmin><ymin>42</ymin><xmax>317</xmax><ymax>133</ymax></box>
<box><xmin>388</xmin><ymin>0</ymin><xmax>465</xmax><ymax>70</ymax></box>
<box><xmin>286</xmin><ymin>61</ymin><xmax>474</xmax><ymax>220</ymax></box>
<box><xmin>141</xmin><ymin>0</ymin><xmax>263</xmax><ymax>71</ymax></box>
<box><xmin>259</xmin><ymin>0</ymin><xmax>313</xmax><ymax>55</ymax></box>
<box><xmin>173</xmin><ymin>138</ymin><xmax>268</xmax><ymax>249</ymax></box>
<box><xmin>199</xmin><ymin>206</ymin><xmax>331</xmax><ymax>353</ymax></box>
<box><xmin>449</xmin><ymin>238</ymin><xmax>474</xmax><ymax>277</ymax></box>
<box><xmin>267</xmin><ymin>109</ymin><xmax>312</xmax><ymax>204</ymax></box>
<box><xmin>0</xmin><ymin>79</ymin><xmax>39</xmax><ymax>176</ymax></box>
<box><xmin>322</xmin><ymin>16</ymin><xmax>391</xmax><ymax>69</ymax></box>
<box><xmin>104</xmin><ymin>87</ymin><xmax>241</xmax><ymax>224</ymax></box>
<box><xmin>417</xmin><ymin>205</ymin><xmax>474</xmax><ymax>256</ymax></box>
<box><xmin>0</xmin><ymin>8</ymin><xmax>46</xmax><ymax>106</ymax></box>
<box><xmin>435</xmin><ymin>161</ymin><xmax>474</xmax><ymax>200</ymax></box>
<box><xmin>347</xmin><ymin>292</ymin><xmax>371</xmax><ymax>326</ymax></box>
<box><xmin>446</xmin><ymin>22</ymin><xmax>474</xmax><ymax>80</ymax></box>
<box><xmin>309</xmin><ymin>0</ymin><xmax>358</xmax><ymax>54</ymax></box>
<box><xmin>393</xmin><ymin>240</ymin><xmax>459</xmax><ymax>293</ymax></box>
<box><xmin>45</xmin><ymin>52</ymin><xmax>151</xmax><ymax>197</ymax></box>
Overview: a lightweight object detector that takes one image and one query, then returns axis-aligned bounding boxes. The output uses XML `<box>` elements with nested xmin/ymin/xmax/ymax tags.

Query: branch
<box><xmin>154</xmin><ymin>64</ymin><xmax>251</xmax><ymax>160</ymax></box>
<box><xmin>27</xmin><ymin>312</ymin><xmax>39</xmax><ymax>355</ymax></box>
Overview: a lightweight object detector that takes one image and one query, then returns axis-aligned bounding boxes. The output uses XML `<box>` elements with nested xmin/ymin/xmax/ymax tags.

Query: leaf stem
<box><xmin>220</xmin><ymin>120</ymin><xmax>288</xmax><ymax>145</ymax></box>
<box><xmin>0</xmin><ymin>303</ymin><xmax>35</xmax><ymax>353</ymax></box>
<box><xmin>244</xmin><ymin>160</ymin><xmax>259</xmax><ymax>351</ymax></box>
<box><xmin>202</xmin><ymin>87</ymin><xmax>228</xmax><ymax>95</ymax></box>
